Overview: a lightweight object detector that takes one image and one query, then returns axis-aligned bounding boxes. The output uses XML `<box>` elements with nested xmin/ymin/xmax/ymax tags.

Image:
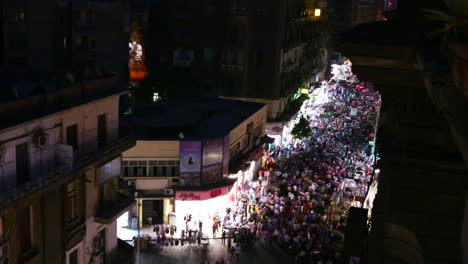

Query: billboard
<box><xmin>223</xmin><ymin>135</ymin><xmax>230</xmax><ymax>176</ymax></box>
<box><xmin>180</xmin><ymin>141</ymin><xmax>202</xmax><ymax>186</ymax></box>
<box><xmin>202</xmin><ymin>138</ymin><xmax>224</xmax><ymax>185</ymax></box>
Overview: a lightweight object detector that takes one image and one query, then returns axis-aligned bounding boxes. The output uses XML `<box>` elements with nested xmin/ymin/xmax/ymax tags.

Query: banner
<box><xmin>180</xmin><ymin>141</ymin><xmax>202</xmax><ymax>186</ymax></box>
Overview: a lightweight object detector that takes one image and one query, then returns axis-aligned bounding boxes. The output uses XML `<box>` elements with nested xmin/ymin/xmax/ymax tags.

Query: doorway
<box><xmin>142</xmin><ymin>200</ymin><xmax>164</xmax><ymax>226</ymax></box>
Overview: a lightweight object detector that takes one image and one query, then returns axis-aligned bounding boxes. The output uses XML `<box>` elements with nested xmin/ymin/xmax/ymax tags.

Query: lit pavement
<box><xmin>137</xmin><ymin>238</ymin><xmax>294</xmax><ymax>264</ymax></box>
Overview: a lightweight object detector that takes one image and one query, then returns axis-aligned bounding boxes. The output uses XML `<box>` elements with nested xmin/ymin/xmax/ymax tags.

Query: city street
<box><xmin>138</xmin><ymin>238</ymin><xmax>293</xmax><ymax>264</ymax></box>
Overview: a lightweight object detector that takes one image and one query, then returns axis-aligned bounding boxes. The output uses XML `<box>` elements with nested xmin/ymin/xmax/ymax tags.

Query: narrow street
<box><xmin>129</xmin><ymin>58</ymin><xmax>381</xmax><ymax>263</ymax></box>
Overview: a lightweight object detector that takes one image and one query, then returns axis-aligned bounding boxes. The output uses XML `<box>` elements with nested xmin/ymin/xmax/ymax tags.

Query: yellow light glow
<box><xmin>301</xmin><ymin>88</ymin><xmax>309</xmax><ymax>94</ymax></box>
<box><xmin>314</xmin><ymin>8</ymin><xmax>321</xmax><ymax>17</ymax></box>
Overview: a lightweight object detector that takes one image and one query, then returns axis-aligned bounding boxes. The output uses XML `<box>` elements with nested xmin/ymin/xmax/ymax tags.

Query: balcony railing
<box><xmin>95</xmin><ymin>192</ymin><xmax>136</xmax><ymax>225</ymax></box>
<box><xmin>0</xmin><ymin>136</ymin><xmax>135</xmax><ymax>211</ymax></box>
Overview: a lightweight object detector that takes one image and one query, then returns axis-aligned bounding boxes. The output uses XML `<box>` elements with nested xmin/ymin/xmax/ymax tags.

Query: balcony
<box><xmin>94</xmin><ymin>193</ymin><xmax>136</xmax><ymax>225</ymax></box>
<box><xmin>0</xmin><ymin>136</ymin><xmax>135</xmax><ymax>211</ymax></box>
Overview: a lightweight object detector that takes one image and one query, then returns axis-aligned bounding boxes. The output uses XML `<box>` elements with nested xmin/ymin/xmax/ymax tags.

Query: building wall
<box><xmin>228</xmin><ymin>105</ymin><xmax>268</xmax><ymax>150</ymax></box>
<box><xmin>85</xmin><ymin>158</ymin><xmax>122</xmax><ymax>264</ymax></box>
<box><xmin>0</xmin><ymin>95</ymin><xmax>120</xmax><ymax>193</ymax></box>
<box><xmin>123</xmin><ymin>140</ymin><xmax>180</xmax><ymax>159</ymax></box>
<box><xmin>94</xmin><ymin>2</ymin><xmax>131</xmax><ymax>79</ymax></box>
<box><xmin>135</xmin><ymin>178</ymin><xmax>172</xmax><ymax>190</ymax></box>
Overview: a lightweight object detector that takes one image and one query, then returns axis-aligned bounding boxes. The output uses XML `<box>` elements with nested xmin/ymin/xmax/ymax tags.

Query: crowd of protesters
<box><xmin>222</xmin><ymin>60</ymin><xmax>381</xmax><ymax>263</ymax></box>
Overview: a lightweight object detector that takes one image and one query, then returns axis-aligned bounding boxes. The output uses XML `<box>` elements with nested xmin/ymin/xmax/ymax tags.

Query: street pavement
<box><xmin>137</xmin><ymin>238</ymin><xmax>295</xmax><ymax>264</ymax></box>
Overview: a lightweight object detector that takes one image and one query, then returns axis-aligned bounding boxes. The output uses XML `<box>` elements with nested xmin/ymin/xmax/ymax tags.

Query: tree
<box><xmin>291</xmin><ymin>116</ymin><xmax>312</xmax><ymax>140</ymax></box>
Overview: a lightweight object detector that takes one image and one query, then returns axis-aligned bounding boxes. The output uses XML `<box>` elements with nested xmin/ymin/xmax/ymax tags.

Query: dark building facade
<box><xmin>335</xmin><ymin>0</ymin><xmax>468</xmax><ymax>263</ymax></box>
<box><xmin>328</xmin><ymin>0</ymin><xmax>385</xmax><ymax>33</ymax></box>
<box><xmin>0</xmin><ymin>0</ymin><xmax>130</xmax><ymax>84</ymax></box>
<box><xmin>147</xmin><ymin>0</ymin><xmax>328</xmax><ymax>119</ymax></box>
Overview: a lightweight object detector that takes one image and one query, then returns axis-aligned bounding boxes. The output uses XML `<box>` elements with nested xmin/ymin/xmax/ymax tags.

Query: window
<box><xmin>97</xmin><ymin>114</ymin><xmax>107</xmax><ymax>147</ymax></box>
<box><xmin>256</xmin><ymin>50</ymin><xmax>264</xmax><ymax>68</ymax></box>
<box><xmin>203</xmin><ymin>48</ymin><xmax>214</xmax><ymax>65</ymax></box>
<box><xmin>206</xmin><ymin>0</ymin><xmax>217</xmax><ymax>14</ymax></box>
<box><xmin>66</xmin><ymin>124</ymin><xmax>79</xmax><ymax>150</ymax></box>
<box><xmin>66</xmin><ymin>181</ymin><xmax>78</xmax><ymax>223</ymax></box>
<box><xmin>122</xmin><ymin>161</ymin><xmax>147</xmax><ymax>177</ymax></box>
<box><xmin>16</xmin><ymin>143</ymin><xmax>30</xmax><ymax>186</ymax></box>
<box><xmin>149</xmin><ymin>160</ymin><xmax>180</xmax><ymax>177</ymax></box>
<box><xmin>6</xmin><ymin>8</ymin><xmax>25</xmax><ymax>23</ymax></box>
<box><xmin>123</xmin><ymin>160</ymin><xmax>180</xmax><ymax>177</ymax></box>
<box><xmin>79</xmin><ymin>35</ymin><xmax>89</xmax><ymax>51</ymax></box>
<box><xmin>18</xmin><ymin>206</ymin><xmax>33</xmax><ymax>253</ymax></box>
<box><xmin>68</xmin><ymin>248</ymin><xmax>79</xmax><ymax>264</ymax></box>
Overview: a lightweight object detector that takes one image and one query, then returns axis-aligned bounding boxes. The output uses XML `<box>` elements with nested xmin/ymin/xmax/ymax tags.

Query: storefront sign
<box><xmin>177</xmin><ymin>192</ymin><xmax>202</xmax><ymax>201</ymax></box>
<box><xmin>176</xmin><ymin>186</ymin><xmax>231</xmax><ymax>201</ymax></box>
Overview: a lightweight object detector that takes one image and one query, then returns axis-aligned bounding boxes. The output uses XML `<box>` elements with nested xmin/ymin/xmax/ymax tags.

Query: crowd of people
<box><xmin>222</xmin><ymin>60</ymin><xmax>381</xmax><ymax>263</ymax></box>
<box><xmin>133</xmin><ymin>60</ymin><xmax>381</xmax><ymax>264</ymax></box>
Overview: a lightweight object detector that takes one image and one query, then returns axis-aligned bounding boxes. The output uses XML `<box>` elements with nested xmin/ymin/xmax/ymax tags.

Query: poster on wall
<box><xmin>180</xmin><ymin>141</ymin><xmax>202</xmax><ymax>186</ymax></box>
<box><xmin>223</xmin><ymin>135</ymin><xmax>230</xmax><ymax>176</ymax></box>
<box><xmin>201</xmin><ymin>138</ymin><xmax>224</xmax><ymax>184</ymax></box>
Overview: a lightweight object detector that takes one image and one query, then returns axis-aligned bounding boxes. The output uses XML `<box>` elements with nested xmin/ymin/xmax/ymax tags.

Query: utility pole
<box><xmin>135</xmin><ymin>192</ymin><xmax>141</xmax><ymax>264</ymax></box>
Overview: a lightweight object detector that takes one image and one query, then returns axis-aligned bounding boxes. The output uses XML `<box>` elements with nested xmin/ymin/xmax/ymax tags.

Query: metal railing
<box><xmin>0</xmin><ymin>136</ymin><xmax>135</xmax><ymax>210</ymax></box>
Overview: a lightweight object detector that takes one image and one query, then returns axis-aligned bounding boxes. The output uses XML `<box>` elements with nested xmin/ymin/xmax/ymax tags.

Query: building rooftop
<box><xmin>129</xmin><ymin>97</ymin><xmax>266</xmax><ymax>140</ymax></box>
<box><xmin>0</xmin><ymin>76</ymin><xmax>127</xmax><ymax>132</ymax></box>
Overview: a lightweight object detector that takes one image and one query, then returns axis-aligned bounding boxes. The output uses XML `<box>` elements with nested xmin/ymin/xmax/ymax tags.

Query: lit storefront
<box><xmin>175</xmin><ymin>185</ymin><xmax>236</xmax><ymax>234</ymax></box>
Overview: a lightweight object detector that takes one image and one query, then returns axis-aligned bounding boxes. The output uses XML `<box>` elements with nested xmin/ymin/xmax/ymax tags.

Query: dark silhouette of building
<box><xmin>146</xmin><ymin>0</ymin><xmax>328</xmax><ymax>119</ymax></box>
<box><xmin>0</xmin><ymin>0</ymin><xmax>130</xmax><ymax>85</ymax></box>
<box><xmin>335</xmin><ymin>0</ymin><xmax>468</xmax><ymax>263</ymax></box>
<box><xmin>328</xmin><ymin>0</ymin><xmax>386</xmax><ymax>33</ymax></box>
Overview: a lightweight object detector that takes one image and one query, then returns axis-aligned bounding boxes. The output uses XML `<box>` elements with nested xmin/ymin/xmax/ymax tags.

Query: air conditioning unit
<box><xmin>32</xmin><ymin>127</ymin><xmax>48</xmax><ymax>148</ymax></box>
<box><xmin>37</xmin><ymin>134</ymin><xmax>49</xmax><ymax>148</ymax></box>
<box><xmin>164</xmin><ymin>188</ymin><xmax>174</xmax><ymax>196</ymax></box>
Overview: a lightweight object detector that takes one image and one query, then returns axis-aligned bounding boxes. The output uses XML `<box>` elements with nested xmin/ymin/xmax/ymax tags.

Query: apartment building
<box><xmin>0</xmin><ymin>1</ymin><xmax>134</xmax><ymax>263</ymax></box>
<box><xmin>328</xmin><ymin>0</ymin><xmax>383</xmax><ymax>33</ymax></box>
<box><xmin>146</xmin><ymin>0</ymin><xmax>328</xmax><ymax>119</ymax></box>
<box><xmin>120</xmin><ymin>98</ymin><xmax>267</xmax><ymax>228</ymax></box>
<box><xmin>0</xmin><ymin>77</ymin><xmax>135</xmax><ymax>264</ymax></box>
<box><xmin>0</xmin><ymin>0</ymin><xmax>130</xmax><ymax>82</ymax></box>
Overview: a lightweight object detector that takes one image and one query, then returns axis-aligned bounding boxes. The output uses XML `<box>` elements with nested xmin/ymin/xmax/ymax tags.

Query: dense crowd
<box><xmin>223</xmin><ymin>61</ymin><xmax>381</xmax><ymax>263</ymax></box>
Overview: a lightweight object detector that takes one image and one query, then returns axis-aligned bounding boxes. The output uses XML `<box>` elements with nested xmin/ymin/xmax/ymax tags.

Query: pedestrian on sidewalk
<box><xmin>222</xmin><ymin>230</ymin><xmax>226</xmax><ymax>244</ymax></box>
